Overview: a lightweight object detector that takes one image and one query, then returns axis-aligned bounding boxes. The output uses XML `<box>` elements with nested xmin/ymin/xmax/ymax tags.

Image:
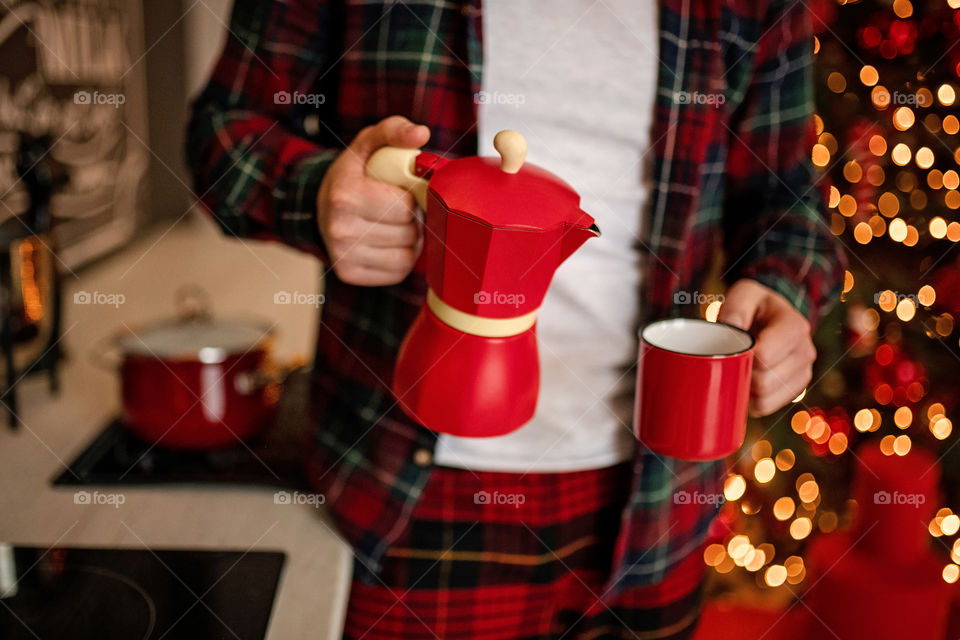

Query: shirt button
<box><xmin>413</xmin><ymin>448</ymin><xmax>432</xmax><ymax>466</ymax></box>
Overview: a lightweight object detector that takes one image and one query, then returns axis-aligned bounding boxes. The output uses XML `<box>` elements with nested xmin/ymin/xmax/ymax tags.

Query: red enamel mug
<box><xmin>634</xmin><ymin>318</ymin><xmax>755</xmax><ymax>461</ymax></box>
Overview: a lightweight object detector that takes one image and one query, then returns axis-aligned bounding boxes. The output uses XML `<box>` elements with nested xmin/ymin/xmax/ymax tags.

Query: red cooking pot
<box><xmin>102</xmin><ymin>291</ymin><xmax>281</xmax><ymax>450</ymax></box>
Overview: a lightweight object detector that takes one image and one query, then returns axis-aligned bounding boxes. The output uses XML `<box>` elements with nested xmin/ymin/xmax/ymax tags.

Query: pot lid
<box><xmin>424</xmin><ymin>131</ymin><xmax>595</xmax><ymax>232</ymax></box>
<box><xmin>116</xmin><ymin>318</ymin><xmax>271</xmax><ymax>362</ymax></box>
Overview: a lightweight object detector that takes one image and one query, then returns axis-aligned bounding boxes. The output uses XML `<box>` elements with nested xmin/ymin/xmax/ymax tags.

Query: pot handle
<box><xmin>365</xmin><ymin>147</ymin><xmax>429</xmax><ymax>210</ymax></box>
<box><xmin>234</xmin><ymin>358</ymin><xmax>306</xmax><ymax>395</ymax></box>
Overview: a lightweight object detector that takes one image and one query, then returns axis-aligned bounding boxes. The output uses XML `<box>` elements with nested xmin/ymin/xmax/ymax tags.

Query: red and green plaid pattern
<box><xmin>187</xmin><ymin>0</ymin><xmax>844</xmax><ymax>598</ymax></box>
<box><xmin>342</xmin><ymin>463</ymin><xmax>706</xmax><ymax>639</ymax></box>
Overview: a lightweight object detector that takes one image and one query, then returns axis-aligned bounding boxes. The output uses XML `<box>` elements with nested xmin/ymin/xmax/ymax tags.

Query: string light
<box><xmin>888</xmin><ymin>218</ymin><xmax>908</xmax><ymax>242</ymax></box>
<box><xmin>891</xmin><ymin>143</ymin><xmax>912</xmax><ymax>165</ymax></box>
<box><xmin>724</xmin><ymin>474</ymin><xmax>747</xmax><ymax>501</ymax></box>
<box><xmin>947</xmin><ymin>222</ymin><xmax>960</xmax><ymax>241</ymax></box>
<box><xmin>872</xmin><ymin>85</ymin><xmax>891</xmax><ymax>109</ymax></box>
<box><xmin>894</xmin><ymin>406</ymin><xmax>913</xmax><ymax>429</ymax></box>
<box><xmin>893</xmin><ymin>107</ymin><xmax>915</xmax><ymax>130</ymax></box>
<box><xmin>893</xmin><ymin>434</ymin><xmax>912</xmax><ymax>456</ymax></box>
<box><xmin>931</xmin><ymin>416</ymin><xmax>952</xmax><ymax>440</ymax></box>
<box><xmin>941</xmin><ymin>514</ymin><xmax>960</xmax><ymax>536</ymax></box>
<box><xmin>812</xmin><ymin>144</ymin><xmax>830</xmax><ymax>167</ymax></box>
<box><xmin>944</xmin><ymin>170</ymin><xmax>960</xmax><ymax>189</ymax></box>
<box><xmin>790</xmin><ymin>517</ymin><xmax>813</xmax><ymax>540</ymax></box>
<box><xmin>904</xmin><ymin>225</ymin><xmax>920</xmax><ymax>246</ymax></box>
<box><xmin>827</xmin><ymin>72</ymin><xmax>847</xmax><ymax>93</ymax></box>
<box><xmin>774</xmin><ymin>497</ymin><xmax>796</xmax><ymax>521</ymax></box>
<box><xmin>791</xmin><ymin>411</ymin><xmax>810</xmax><ymax>434</ymax></box>
<box><xmin>704</xmin><ymin>543</ymin><xmax>726</xmax><ymax>567</ymax></box>
<box><xmin>880</xmin><ymin>434</ymin><xmax>896</xmax><ymax>455</ymax></box>
<box><xmin>944</xmin><ymin>564</ymin><xmax>960</xmax><ymax>584</ymax></box>
<box><xmin>854</xmin><ymin>222</ymin><xmax>873</xmax><ymax>244</ymax></box>
<box><xmin>930</xmin><ymin>217</ymin><xmax>948</xmax><ymax>239</ymax></box>
<box><xmin>828</xmin><ymin>432</ymin><xmax>848</xmax><ymax>454</ymax></box>
<box><xmin>798</xmin><ymin>479</ymin><xmax>820</xmax><ymax>503</ymax></box>
<box><xmin>892</xmin><ymin>0</ymin><xmax>912</xmax><ymax>18</ymax></box>
<box><xmin>765</xmin><ymin>565</ymin><xmax>788</xmax><ymax>587</ymax></box>
<box><xmin>938</xmin><ymin>83</ymin><xmax>956</xmax><ymax>106</ymax></box>
<box><xmin>917</xmin><ymin>285</ymin><xmax>936</xmax><ymax>306</ymax></box>
<box><xmin>705</xmin><ymin>300</ymin><xmax>722</xmax><ymax>322</ymax></box>
<box><xmin>754</xmin><ymin>458</ymin><xmax>776</xmax><ymax>484</ymax></box>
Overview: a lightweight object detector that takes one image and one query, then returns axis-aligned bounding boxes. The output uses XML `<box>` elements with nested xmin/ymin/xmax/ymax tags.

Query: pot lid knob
<box><xmin>493</xmin><ymin>130</ymin><xmax>527</xmax><ymax>174</ymax></box>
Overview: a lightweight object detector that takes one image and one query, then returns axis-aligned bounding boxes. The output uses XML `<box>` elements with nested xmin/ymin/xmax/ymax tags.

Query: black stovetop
<box><xmin>0</xmin><ymin>546</ymin><xmax>285</xmax><ymax>640</ymax></box>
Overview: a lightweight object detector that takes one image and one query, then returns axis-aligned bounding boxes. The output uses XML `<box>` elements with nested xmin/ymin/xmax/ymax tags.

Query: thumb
<box><xmin>717</xmin><ymin>280</ymin><xmax>766</xmax><ymax>331</ymax></box>
<box><xmin>352</xmin><ymin>115</ymin><xmax>431</xmax><ymax>157</ymax></box>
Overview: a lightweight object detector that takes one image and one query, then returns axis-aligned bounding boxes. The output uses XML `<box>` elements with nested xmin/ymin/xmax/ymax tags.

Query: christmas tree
<box><xmin>702</xmin><ymin>0</ymin><xmax>960</xmax><ymax>611</ymax></box>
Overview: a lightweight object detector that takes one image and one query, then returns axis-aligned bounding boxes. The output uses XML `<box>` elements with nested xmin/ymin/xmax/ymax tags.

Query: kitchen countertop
<box><xmin>0</xmin><ymin>213</ymin><xmax>353</xmax><ymax>639</ymax></box>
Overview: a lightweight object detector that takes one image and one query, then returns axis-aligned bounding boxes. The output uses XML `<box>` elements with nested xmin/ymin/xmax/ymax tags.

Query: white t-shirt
<box><xmin>434</xmin><ymin>0</ymin><xmax>658</xmax><ymax>472</ymax></box>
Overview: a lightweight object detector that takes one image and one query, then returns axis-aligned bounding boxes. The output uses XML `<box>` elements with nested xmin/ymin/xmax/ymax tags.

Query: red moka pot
<box><xmin>366</xmin><ymin>131</ymin><xmax>599</xmax><ymax>437</ymax></box>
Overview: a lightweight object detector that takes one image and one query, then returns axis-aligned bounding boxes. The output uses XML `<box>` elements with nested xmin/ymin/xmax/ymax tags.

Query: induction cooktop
<box><xmin>0</xmin><ymin>546</ymin><xmax>286</xmax><ymax>640</ymax></box>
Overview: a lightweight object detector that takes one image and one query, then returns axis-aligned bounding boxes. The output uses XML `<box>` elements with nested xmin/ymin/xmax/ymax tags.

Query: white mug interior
<box><xmin>641</xmin><ymin>318</ymin><xmax>754</xmax><ymax>357</ymax></box>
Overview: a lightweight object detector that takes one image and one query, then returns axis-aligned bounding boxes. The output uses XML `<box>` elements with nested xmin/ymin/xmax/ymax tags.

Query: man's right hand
<box><xmin>317</xmin><ymin>116</ymin><xmax>431</xmax><ymax>286</ymax></box>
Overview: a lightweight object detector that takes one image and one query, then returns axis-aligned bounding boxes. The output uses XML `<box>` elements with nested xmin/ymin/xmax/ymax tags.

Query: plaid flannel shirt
<box><xmin>187</xmin><ymin>0</ymin><xmax>844</xmax><ymax>592</ymax></box>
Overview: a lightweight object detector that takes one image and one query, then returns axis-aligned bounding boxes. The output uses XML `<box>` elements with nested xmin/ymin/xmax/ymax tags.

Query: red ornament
<box><xmin>889</xmin><ymin>20</ymin><xmax>917</xmax><ymax>55</ymax></box>
<box><xmin>864</xmin><ymin>343</ymin><xmax>927</xmax><ymax>407</ymax></box>
<box><xmin>857</xmin><ymin>11</ymin><xmax>917</xmax><ymax>58</ymax></box>
<box><xmin>808</xmin><ymin>0</ymin><xmax>837</xmax><ymax>33</ymax></box>
<box><xmin>932</xmin><ymin>263</ymin><xmax>960</xmax><ymax>314</ymax></box>
<box><xmin>798</xmin><ymin>444</ymin><xmax>952</xmax><ymax>640</ymax></box>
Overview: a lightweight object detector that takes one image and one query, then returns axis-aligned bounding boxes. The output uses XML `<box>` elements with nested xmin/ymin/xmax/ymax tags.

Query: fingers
<box><xmin>351</xmin><ymin>116</ymin><xmax>431</xmax><ymax>158</ymax></box>
<box><xmin>331</xmin><ymin>248</ymin><xmax>419</xmax><ymax>286</ymax></box>
<box><xmin>317</xmin><ymin>116</ymin><xmax>431</xmax><ymax>287</ymax></box>
<box><xmin>717</xmin><ymin>279</ymin><xmax>767</xmax><ymax>331</ymax></box>
<box><xmin>749</xmin><ymin>343</ymin><xmax>814</xmax><ymax>416</ymax></box>
<box><xmin>327</xmin><ymin>176</ymin><xmax>418</xmax><ymax>225</ymax></box>
<box><xmin>326</xmin><ymin>213</ymin><xmax>419</xmax><ymax>248</ymax></box>
<box><xmin>718</xmin><ymin>279</ymin><xmax>811</xmax><ymax>371</ymax></box>
<box><xmin>752</xmin><ymin>309</ymin><xmax>811</xmax><ymax>371</ymax></box>
<box><xmin>717</xmin><ymin>279</ymin><xmax>816</xmax><ymax>416</ymax></box>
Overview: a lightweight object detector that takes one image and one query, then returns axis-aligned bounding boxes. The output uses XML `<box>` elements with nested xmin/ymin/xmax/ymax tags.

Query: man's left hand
<box><xmin>717</xmin><ymin>279</ymin><xmax>816</xmax><ymax>417</ymax></box>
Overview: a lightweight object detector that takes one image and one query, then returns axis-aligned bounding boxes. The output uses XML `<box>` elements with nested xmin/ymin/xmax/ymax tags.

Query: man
<box><xmin>187</xmin><ymin>0</ymin><xmax>844</xmax><ymax>637</ymax></box>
